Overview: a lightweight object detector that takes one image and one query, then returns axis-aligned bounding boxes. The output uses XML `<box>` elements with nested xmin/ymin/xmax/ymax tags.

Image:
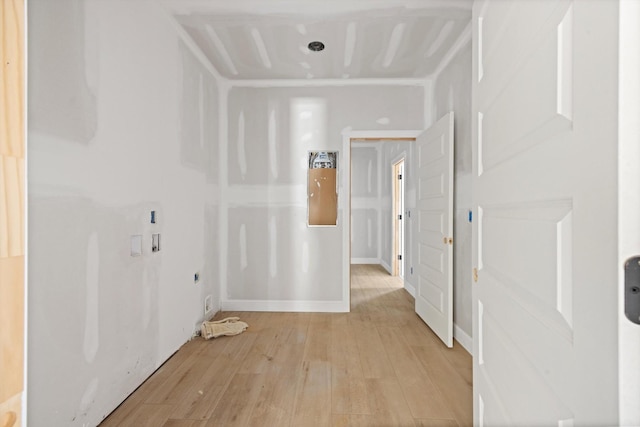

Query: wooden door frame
<box><xmin>1</xmin><ymin>0</ymin><xmax>26</xmax><ymax>426</ymax></box>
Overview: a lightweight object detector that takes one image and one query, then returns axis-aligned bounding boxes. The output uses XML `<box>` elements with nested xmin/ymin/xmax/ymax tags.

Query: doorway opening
<box><xmin>343</xmin><ymin>131</ymin><xmax>419</xmax><ymax>312</ymax></box>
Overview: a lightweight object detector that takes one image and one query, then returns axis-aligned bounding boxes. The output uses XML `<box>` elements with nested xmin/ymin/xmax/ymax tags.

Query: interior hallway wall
<box><xmin>431</xmin><ymin>39</ymin><xmax>473</xmax><ymax>344</ymax></box>
<box><xmin>223</xmin><ymin>85</ymin><xmax>424</xmax><ymax>308</ymax></box>
<box><xmin>27</xmin><ymin>1</ymin><xmax>220</xmax><ymax>425</ymax></box>
<box><xmin>350</xmin><ymin>143</ymin><xmax>380</xmax><ymax>264</ymax></box>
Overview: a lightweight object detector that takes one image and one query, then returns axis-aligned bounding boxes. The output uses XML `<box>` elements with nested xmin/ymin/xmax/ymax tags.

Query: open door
<box><xmin>392</xmin><ymin>159</ymin><xmax>405</xmax><ymax>277</ymax></box>
<box><xmin>472</xmin><ymin>1</ymin><xmax>621</xmax><ymax>425</ymax></box>
<box><xmin>415</xmin><ymin>112</ymin><xmax>454</xmax><ymax>348</ymax></box>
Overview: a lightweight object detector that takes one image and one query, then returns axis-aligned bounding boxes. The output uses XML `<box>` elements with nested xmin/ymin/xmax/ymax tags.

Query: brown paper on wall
<box><xmin>308</xmin><ymin>168</ymin><xmax>337</xmax><ymax>226</ymax></box>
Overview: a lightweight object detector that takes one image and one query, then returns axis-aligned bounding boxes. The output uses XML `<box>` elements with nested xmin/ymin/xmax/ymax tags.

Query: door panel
<box><xmin>473</xmin><ymin>0</ymin><xmax>619</xmax><ymax>425</ymax></box>
<box><xmin>415</xmin><ymin>112</ymin><xmax>454</xmax><ymax>348</ymax></box>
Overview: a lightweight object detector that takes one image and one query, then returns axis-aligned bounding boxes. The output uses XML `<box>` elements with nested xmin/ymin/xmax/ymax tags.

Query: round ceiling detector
<box><xmin>308</xmin><ymin>41</ymin><xmax>325</xmax><ymax>52</ymax></box>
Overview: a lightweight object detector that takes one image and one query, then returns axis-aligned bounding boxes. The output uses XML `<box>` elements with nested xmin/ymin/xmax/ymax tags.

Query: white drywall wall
<box><xmin>27</xmin><ymin>1</ymin><xmax>220</xmax><ymax>425</ymax></box>
<box><xmin>351</xmin><ymin>144</ymin><xmax>380</xmax><ymax>263</ymax></box>
<box><xmin>223</xmin><ymin>85</ymin><xmax>424</xmax><ymax>309</ymax></box>
<box><xmin>431</xmin><ymin>39</ymin><xmax>473</xmax><ymax>343</ymax></box>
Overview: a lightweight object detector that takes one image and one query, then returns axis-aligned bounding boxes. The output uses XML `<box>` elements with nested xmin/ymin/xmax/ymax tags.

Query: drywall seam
<box><xmin>237</xmin><ymin>111</ymin><xmax>247</xmax><ymax>179</ymax></box>
<box><xmin>427</xmin><ymin>19</ymin><xmax>472</xmax><ymax>82</ymax></box>
<box><xmin>224</xmin><ymin>185</ymin><xmax>307</xmax><ymax>207</ymax></box>
<box><xmin>158</xmin><ymin>3</ymin><xmax>224</xmax><ymax>81</ymax></box>
<box><xmin>221</xmin><ymin>299</ymin><xmax>348</xmax><ymax>313</ymax></box>
<box><xmin>423</xmin><ymin>80</ymin><xmax>434</xmax><ymax>129</ymax></box>
<box><xmin>230</xmin><ymin>78</ymin><xmax>427</xmax><ymax>88</ymax></box>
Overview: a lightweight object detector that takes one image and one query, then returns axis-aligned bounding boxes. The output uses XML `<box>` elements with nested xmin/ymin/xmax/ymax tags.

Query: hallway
<box><xmin>101</xmin><ymin>265</ymin><xmax>472</xmax><ymax>426</ymax></box>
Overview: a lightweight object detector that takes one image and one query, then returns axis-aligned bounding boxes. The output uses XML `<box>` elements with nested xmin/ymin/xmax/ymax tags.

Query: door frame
<box><xmin>0</xmin><ymin>0</ymin><xmax>26</xmax><ymax>425</ymax></box>
<box><xmin>392</xmin><ymin>157</ymin><xmax>405</xmax><ymax>277</ymax></box>
<box><xmin>341</xmin><ymin>129</ymin><xmax>422</xmax><ymax>310</ymax></box>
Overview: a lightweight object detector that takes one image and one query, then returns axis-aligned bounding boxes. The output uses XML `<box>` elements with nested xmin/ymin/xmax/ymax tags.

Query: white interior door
<box><xmin>393</xmin><ymin>159</ymin><xmax>405</xmax><ymax>277</ymax></box>
<box><xmin>472</xmin><ymin>1</ymin><xmax>620</xmax><ymax>425</ymax></box>
<box><xmin>415</xmin><ymin>112</ymin><xmax>454</xmax><ymax>348</ymax></box>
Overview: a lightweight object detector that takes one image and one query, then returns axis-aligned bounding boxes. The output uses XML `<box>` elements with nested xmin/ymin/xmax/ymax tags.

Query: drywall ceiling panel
<box><xmin>169</xmin><ymin>1</ymin><xmax>472</xmax><ymax>80</ymax></box>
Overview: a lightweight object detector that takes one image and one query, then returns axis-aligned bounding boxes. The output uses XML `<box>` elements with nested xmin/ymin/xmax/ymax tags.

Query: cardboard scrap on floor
<box><xmin>200</xmin><ymin>317</ymin><xmax>248</xmax><ymax>340</ymax></box>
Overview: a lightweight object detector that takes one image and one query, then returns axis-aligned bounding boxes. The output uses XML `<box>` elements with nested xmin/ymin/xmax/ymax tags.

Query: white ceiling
<box><xmin>165</xmin><ymin>0</ymin><xmax>472</xmax><ymax>81</ymax></box>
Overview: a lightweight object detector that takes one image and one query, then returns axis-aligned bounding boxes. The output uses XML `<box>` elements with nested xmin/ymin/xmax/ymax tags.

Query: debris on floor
<box><xmin>200</xmin><ymin>317</ymin><xmax>249</xmax><ymax>340</ymax></box>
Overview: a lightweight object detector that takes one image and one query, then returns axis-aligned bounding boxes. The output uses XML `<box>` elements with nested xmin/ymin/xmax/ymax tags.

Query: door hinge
<box><xmin>398</xmin><ymin>174</ymin><xmax>402</xmax><ymax>180</ymax></box>
<box><xmin>398</xmin><ymin>254</ymin><xmax>402</xmax><ymax>260</ymax></box>
<box><xmin>398</xmin><ymin>214</ymin><xmax>402</xmax><ymax>220</ymax></box>
<box><xmin>473</xmin><ymin>268</ymin><xmax>478</xmax><ymax>283</ymax></box>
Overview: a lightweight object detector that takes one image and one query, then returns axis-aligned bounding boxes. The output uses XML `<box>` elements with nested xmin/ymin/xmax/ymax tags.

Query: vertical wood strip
<box><xmin>0</xmin><ymin>1</ymin><xmax>25</xmax><ymax>426</ymax></box>
<box><xmin>0</xmin><ymin>0</ymin><xmax>24</xmax><ymax>157</ymax></box>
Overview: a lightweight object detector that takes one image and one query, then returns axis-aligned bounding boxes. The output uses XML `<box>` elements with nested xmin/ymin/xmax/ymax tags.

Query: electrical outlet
<box><xmin>204</xmin><ymin>295</ymin><xmax>213</xmax><ymax>315</ymax></box>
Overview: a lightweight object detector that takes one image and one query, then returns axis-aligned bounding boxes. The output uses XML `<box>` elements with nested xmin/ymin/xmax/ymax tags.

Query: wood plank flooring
<box><xmin>100</xmin><ymin>264</ymin><xmax>472</xmax><ymax>426</ymax></box>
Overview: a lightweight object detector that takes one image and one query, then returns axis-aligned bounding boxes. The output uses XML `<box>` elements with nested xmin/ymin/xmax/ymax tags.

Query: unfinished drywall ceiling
<box><xmin>165</xmin><ymin>0</ymin><xmax>472</xmax><ymax>80</ymax></box>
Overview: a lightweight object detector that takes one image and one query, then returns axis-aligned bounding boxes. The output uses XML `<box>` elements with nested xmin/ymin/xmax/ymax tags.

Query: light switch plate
<box><xmin>131</xmin><ymin>235</ymin><xmax>142</xmax><ymax>257</ymax></box>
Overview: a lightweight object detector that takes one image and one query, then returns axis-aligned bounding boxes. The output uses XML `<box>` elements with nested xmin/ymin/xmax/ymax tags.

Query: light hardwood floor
<box><xmin>100</xmin><ymin>264</ymin><xmax>472</xmax><ymax>427</ymax></box>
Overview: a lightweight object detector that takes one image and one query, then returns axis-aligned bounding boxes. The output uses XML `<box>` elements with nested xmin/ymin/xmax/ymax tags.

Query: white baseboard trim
<box><xmin>404</xmin><ymin>280</ymin><xmax>416</xmax><ymax>298</ymax></box>
<box><xmin>454</xmin><ymin>324</ymin><xmax>473</xmax><ymax>355</ymax></box>
<box><xmin>380</xmin><ymin>260</ymin><xmax>392</xmax><ymax>274</ymax></box>
<box><xmin>221</xmin><ymin>299</ymin><xmax>349</xmax><ymax>313</ymax></box>
<box><xmin>351</xmin><ymin>258</ymin><xmax>379</xmax><ymax>264</ymax></box>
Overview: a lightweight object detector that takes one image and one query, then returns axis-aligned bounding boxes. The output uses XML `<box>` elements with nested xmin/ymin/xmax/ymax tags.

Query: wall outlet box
<box><xmin>204</xmin><ymin>295</ymin><xmax>213</xmax><ymax>315</ymax></box>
